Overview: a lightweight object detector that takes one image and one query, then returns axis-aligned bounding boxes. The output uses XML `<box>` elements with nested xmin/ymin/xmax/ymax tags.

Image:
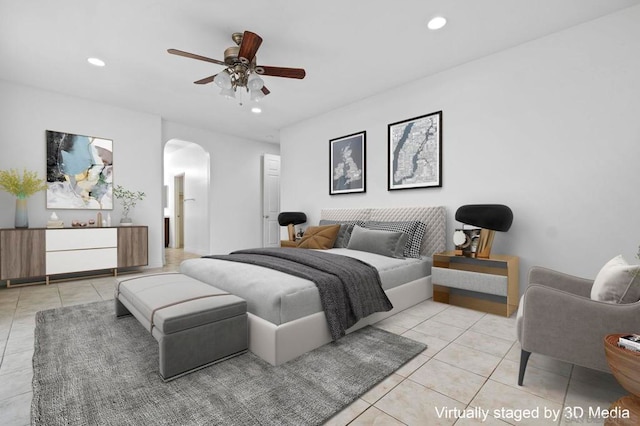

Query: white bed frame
<box><xmin>249</xmin><ymin>206</ymin><xmax>446</xmax><ymax>365</ymax></box>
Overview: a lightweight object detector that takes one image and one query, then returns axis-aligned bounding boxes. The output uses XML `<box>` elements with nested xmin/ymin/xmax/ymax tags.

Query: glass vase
<box><xmin>15</xmin><ymin>198</ymin><xmax>28</xmax><ymax>228</ymax></box>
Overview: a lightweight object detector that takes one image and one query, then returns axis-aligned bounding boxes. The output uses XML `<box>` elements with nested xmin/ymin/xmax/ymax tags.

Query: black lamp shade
<box><xmin>277</xmin><ymin>212</ymin><xmax>307</xmax><ymax>226</ymax></box>
<box><xmin>455</xmin><ymin>204</ymin><xmax>513</xmax><ymax>232</ymax></box>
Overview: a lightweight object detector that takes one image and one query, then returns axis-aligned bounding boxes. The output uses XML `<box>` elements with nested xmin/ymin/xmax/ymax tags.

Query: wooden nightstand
<box><xmin>432</xmin><ymin>251</ymin><xmax>519</xmax><ymax>317</ymax></box>
<box><xmin>280</xmin><ymin>240</ymin><xmax>298</xmax><ymax>248</ymax></box>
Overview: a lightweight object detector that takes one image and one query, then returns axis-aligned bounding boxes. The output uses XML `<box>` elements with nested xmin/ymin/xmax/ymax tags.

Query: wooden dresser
<box><xmin>0</xmin><ymin>226</ymin><xmax>148</xmax><ymax>287</ymax></box>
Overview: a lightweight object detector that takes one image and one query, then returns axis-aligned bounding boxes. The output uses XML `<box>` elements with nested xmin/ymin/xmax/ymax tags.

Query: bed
<box><xmin>180</xmin><ymin>206</ymin><xmax>446</xmax><ymax>365</ymax></box>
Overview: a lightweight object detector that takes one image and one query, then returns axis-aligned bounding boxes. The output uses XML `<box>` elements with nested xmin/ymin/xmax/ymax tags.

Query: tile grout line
<box><xmin>353</xmin><ymin>305</ymin><xmax>454</xmax><ymax>425</ymax></box>
<box><xmin>398</xmin><ymin>309</ymin><xmax>530</xmax><ymax>426</ymax></box>
<box><xmin>374</xmin><ymin>307</ymin><xmax>501</xmax><ymax>425</ymax></box>
<box><xmin>460</xmin><ymin>339</ymin><xmax>519</xmax><ymax>426</ymax></box>
<box><xmin>0</xmin><ymin>288</ymin><xmax>21</xmax><ymax>372</ymax></box>
<box><xmin>560</xmin><ymin>364</ymin><xmax>575</xmax><ymax>416</ymax></box>
<box><xmin>349</xmin><ymin>404</ymin><xmax>409</xmax><ymax>425</ymax></box>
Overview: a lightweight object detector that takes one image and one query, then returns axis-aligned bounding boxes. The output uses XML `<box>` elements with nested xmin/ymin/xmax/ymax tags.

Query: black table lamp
<box><xmin>277</xmin><ymin>212</ymin><xmax>307</xmax><ymax>241</ymax></box>
<box><xmin>455</xmin><ymin>204</ymin><xmax>513</xmax><ymax>258</ymax></box>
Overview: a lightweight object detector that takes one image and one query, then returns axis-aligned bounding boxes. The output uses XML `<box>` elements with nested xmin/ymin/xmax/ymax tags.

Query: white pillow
<box><xmin>590</xmin><ymin>255</ymin><xmax>640</xmax><ymax>304</ymax></box>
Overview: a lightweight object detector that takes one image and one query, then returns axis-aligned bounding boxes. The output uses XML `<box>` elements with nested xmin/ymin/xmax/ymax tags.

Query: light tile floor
<box><xmin>0</xmin><ymin>250</ymin><xmax>628</xmax><ymax>426</ymax></box>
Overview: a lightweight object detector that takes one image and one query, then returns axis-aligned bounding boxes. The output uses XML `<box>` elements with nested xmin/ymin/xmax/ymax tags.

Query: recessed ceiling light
<box><xmin>427</xmin><ymin>16</ymin><xmax>447</xmax><ymax>31</ymax></box>
<box><xmin>251</xmin><ymin>106</ymin><xmax>262</xmax><ymax>114</ymax></box>
<box><xmin>87</xmin><ymin>57</ymin><xmax>106</xmax><ymax>67</ymax></box>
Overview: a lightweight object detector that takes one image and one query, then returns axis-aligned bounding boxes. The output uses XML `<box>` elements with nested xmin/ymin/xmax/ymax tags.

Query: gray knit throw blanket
<box><xmin>204</xmin><ymin>248</ymin><xmax>393</xmax><ymax>340</ymax></box>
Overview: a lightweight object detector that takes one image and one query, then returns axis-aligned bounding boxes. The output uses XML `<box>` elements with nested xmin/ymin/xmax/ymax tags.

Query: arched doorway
<box><xmin>163</xmin><ymin>139</ymin><xmax>210</xmax><ymax>259</ymax></box>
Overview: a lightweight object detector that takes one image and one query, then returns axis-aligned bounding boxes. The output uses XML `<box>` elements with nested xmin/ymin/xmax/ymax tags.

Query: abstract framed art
<box><xmin>329</xmin><ymin>131</ymin><xmax>366</xmax><ymax>195</ymax></box>
<box><xmin>46</xmin><ymin>130</ymin><xmax>113</xmax><ymax>209</ymax></box>
<box><xmin>388</xmin><ymin>111</ymin><xmax>442</xmax><ymax>190</ymax></box>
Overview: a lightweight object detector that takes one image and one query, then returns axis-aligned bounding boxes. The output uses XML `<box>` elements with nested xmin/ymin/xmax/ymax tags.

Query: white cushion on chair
<box><xmin>590</xmin><ymin>255</ymin><xmax>640</xmax><ymax>304</ymax></box>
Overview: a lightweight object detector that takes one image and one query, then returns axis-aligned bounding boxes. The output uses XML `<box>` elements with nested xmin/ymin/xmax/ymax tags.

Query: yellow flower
<box><xmin>0</xmin><ymin>169</ymin><xmax>47</xmax><ymax>199</ymax></box>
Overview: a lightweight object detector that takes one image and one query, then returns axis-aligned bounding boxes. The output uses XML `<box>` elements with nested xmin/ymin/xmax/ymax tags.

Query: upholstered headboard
<box><xmin>320</xmin><ymin>206</ymin><xmax>446</xmax><ymax>258</ymax></box>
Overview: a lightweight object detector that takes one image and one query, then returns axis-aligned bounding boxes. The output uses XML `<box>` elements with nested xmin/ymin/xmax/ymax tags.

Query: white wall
<box><xmin>0</xmin><ymin>80</ymin><xmax>164</xmax><ymax>268</ymax></box>
<box><xmin>164</xmin><ymin>141</ymin><xmax>210</xmax><ymax>254</ymax></box>
<box><xmin>280</xmin><ymin>6</ymin><xmax>640</xmax><ymax>288</ymax></box>
<box><xmin>162</xmin><ymin>121</ymin><xmax>280</xmax><ymax>255</ymax></box>
<box><xmin>0</xmin><ymin>79</ymin><xmax>279</xmax><ymax>273</ymax></box>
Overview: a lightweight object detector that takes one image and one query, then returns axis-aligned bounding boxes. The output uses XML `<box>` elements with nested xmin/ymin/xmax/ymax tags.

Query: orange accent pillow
<box><xmin>296</xmin><ymin>224</ymin><xmax>341</xmax><ymax>249</ymax></box>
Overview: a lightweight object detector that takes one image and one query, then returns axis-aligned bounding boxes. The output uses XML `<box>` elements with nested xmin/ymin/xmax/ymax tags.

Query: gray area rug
<box><xmin>32</xmin><ymin>301</ymin><xmax>427</xmax><ymax>426</ymax></box>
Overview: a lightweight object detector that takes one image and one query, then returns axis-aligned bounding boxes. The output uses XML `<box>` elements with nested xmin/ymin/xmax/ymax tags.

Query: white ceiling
<box><xmin>1</xmin><ymin>0</ymin><xmax>637</xmax><ymax>144</ymax></box>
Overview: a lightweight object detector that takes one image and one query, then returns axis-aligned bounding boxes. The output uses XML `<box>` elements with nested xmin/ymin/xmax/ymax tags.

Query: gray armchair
<box><xmin>516</xmin><ymin>266</ymin><xmax>640</xmax><ymax>385</ymax></box>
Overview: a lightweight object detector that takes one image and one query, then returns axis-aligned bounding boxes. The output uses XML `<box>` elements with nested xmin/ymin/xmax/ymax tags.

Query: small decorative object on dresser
<box><xmin>46</xmin><ymin>212</ymin><xmax>64</xmax><ymax>229</ymax></box>
<box><xmin>113</xmin><ymin>185</ymin><xmax>146</xmax><ymax>225</ymax></box>
<box><xmin>604</xmin><ymin>334</ymin><xmax>640</xmax><ymax>425</ymax></box>
<box><xmin>453</xmin><ymin>227</ymin><xmax>482</xmax><ymax>257</ymax></box>
<box><xmin>0</xmin><ymin>168</ymin><xmax>47</xmax><ymax>228</ymax></box>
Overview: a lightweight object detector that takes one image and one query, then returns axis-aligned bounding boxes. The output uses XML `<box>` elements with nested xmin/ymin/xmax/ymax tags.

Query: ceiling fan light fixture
<box><xmin>168</xmin><ymin>30</ymin><xmax>306</xmax><ymax>104</ymax></box>
<box><xmin>427</xmin><ymin>16</ymin><xmax>447</xmax><ymax>30</ymax></box>
<box><xmin>250</xmin><ymin>89</ymin><xmax>265</xmax><ymax>102</ymax></box>
<box><xmin>214</xmin><ymin>71</ymin><xmax>232</xmax><ymax>89</ymax></box>
<box><xmin>220</xmin><ymin>87</ymin><xmax>235</xmax><ymax>100</ymax></box>
<box><xmin>247</xmin><ymin>73</ymin><xmax>264</xmax><ymax>91</ymax></box>
<box><xmin>236</xmin><ymin>88</ymin><xmax>244</xmax><ymax>106</ymax></box>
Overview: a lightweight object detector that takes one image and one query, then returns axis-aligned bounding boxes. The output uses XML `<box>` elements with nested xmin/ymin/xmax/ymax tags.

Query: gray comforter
<box><xmin>203</xmin><ymin>248</ymin><xmax>393</xmax><ymax>340</ymax></box>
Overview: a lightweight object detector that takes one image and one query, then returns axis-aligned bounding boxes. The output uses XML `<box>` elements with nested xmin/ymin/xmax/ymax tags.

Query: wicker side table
<box><xmin>604</xmin><ymin>334</ymin><xmax>640</xmax><ymax>425</ymax></box>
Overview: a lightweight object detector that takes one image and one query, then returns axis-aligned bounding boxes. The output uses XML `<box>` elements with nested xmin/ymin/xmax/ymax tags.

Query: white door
<box><xmin>262</xmin><ymin>154</ymin><xmax>281</xmax><ymax>248</ymax></box>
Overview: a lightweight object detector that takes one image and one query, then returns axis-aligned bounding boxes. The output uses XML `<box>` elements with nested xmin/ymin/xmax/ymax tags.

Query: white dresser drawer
<box><xmin>46</xmin><ymin>228</ymin><xmax>117</xmax><ymax>251</ymax></box>
<box><xmin>432</xmin><ymin>267</ymin><xmax>508</xmax><ymax>297</ymax></box>
<box><xmin>46</xmin><ymin>248</ymin><xmax>118</xmax><ymax>274</ymax></box>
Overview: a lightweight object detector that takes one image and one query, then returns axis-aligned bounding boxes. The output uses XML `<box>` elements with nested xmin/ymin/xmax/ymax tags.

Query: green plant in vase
<box><xmin>113</xmin><ymin>185</ymin><xmax>146</xmax><ymax>225</ymax></box>
<box><xmin>0</xmin><ymin>168</ymin><xmax>47</xmax><ymax>228</ymax></box>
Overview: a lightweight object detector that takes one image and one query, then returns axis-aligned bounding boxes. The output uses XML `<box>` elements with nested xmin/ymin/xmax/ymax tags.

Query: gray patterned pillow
<box><xmin>362</xmin><ymin>221</ymin><xmax>427</xmax><ymax>258</ymax></box>
<box><xmin>319</xmin><ymin>219</ymin><xmax>365</xmax><ymax>248</ymax></box>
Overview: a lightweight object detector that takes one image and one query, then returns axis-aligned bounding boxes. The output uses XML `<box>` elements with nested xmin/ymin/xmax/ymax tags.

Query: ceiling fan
<box><xmin>168</xmin><ymin>31</ymin><xmax>306</xmax><ymax>103</ymax></box>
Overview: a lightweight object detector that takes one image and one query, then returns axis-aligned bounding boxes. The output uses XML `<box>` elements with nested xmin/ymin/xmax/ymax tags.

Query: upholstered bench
<box><xmin>115</xmin><ymin>272</ymin><xmax>247</xmax><ymax>381</ymax></box>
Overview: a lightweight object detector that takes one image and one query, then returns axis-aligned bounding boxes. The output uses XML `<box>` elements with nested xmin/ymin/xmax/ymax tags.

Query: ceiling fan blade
<box><xmin>261</xmin><ymin>86</ymin><xmax>271</xmax><ymax>96</ymax></box>
<box><xmin>256</xmin><ymin>66</ymin><xmax>306</xmax><ymax>79</ymax></box>
<box><xmin>238</xmin><ymin>31</ymin><xmax>263</xmax><ymax>64</ymax></box>
<box><xmin>167</xmin><ymin>49</ymin><xmax>226</xmax><ymax>66</ymax></box>
<box><xmin>194</xmin><ymin>75</ymin><xmax>216</xmax><ymax>85</ymax></box>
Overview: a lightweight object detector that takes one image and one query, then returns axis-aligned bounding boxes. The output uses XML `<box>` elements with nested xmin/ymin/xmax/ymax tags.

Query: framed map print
<box><xmin>330</xmin><ymin>131</ymin><xmax>366</xmax><ymax>195</ymax></box>
<box><xmin>388</xmin><ymin>111</ymin><xmax>442</xmax><ymax>190</ymax></box>
<box><xmin>46</xmin><ymin>130</ymin><xmax>113</xmax><ymax>209</ymax></box>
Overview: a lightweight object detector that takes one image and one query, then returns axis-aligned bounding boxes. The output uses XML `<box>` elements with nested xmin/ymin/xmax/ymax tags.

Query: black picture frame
<box><xmin>329</xmin><ymin>131</ymin><xmax>366</xmax><ymax>195</ymax></box>
<box><xmin>388</xmin><ymin>111</ymin><xmax>442</xmax><ymax>190</ymax></box>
